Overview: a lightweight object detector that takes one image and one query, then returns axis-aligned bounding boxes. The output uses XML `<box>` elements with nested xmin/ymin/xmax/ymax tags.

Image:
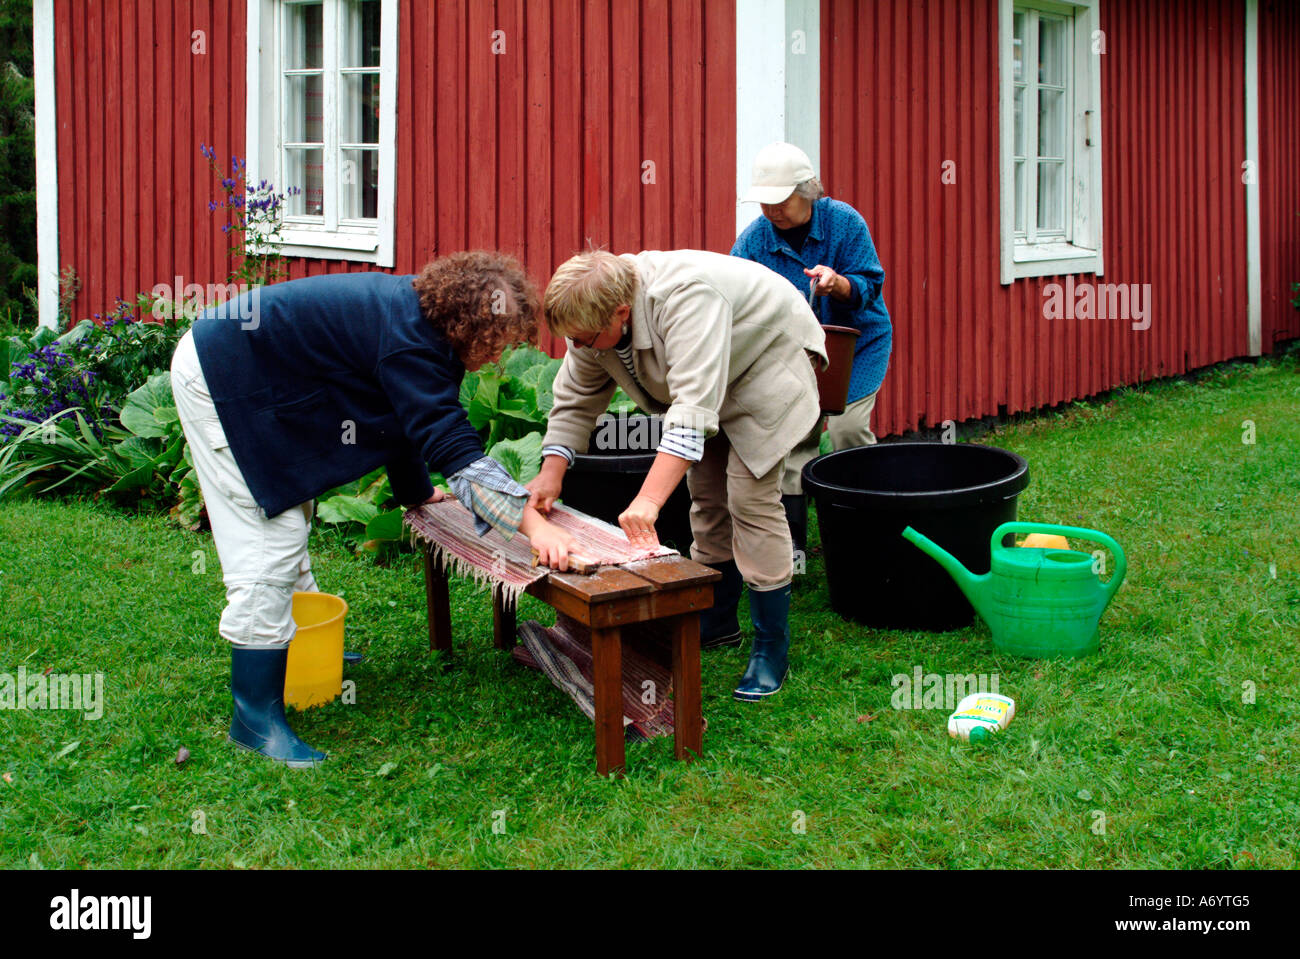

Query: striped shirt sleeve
<box><xmin>657</xmin><ymin>426</ymin><xmax>705</xmax><ymax>463</ymax></box>
<box><xmin>541</xmin><ymin>444</ymin><xmax>575</xmax><ymax>465</ymax></box>
<box><xmin>447</xmin><ymin>455</ymin><xmax>531</xmax><ymax>540</ymax></box>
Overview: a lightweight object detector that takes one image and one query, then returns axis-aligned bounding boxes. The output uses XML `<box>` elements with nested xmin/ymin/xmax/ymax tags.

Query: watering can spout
<box><xmin>901</xmin><ymin>526</ymin><xmax>995</xmax><ymax>623</ymax></box>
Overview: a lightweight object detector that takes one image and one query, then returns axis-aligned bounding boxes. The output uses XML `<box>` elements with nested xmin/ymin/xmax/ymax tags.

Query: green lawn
<box><xmin>2</xmin><ymin>351</ymin><xmax>1298</xmax><ymax>869</ymax></box>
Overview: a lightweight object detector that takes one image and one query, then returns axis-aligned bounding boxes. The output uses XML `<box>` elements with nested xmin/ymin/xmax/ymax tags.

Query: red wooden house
<box><xmin>31</xmin><ymin>0</ymin><xmax>1300</xmax><ymax>437</ymax></box>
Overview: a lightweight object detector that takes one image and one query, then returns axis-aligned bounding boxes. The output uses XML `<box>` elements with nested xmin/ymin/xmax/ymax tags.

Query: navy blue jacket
<box><xmin>190</xmin><ymin>272</ymin><xmax>483</xmax><ymax>517</ymax></box>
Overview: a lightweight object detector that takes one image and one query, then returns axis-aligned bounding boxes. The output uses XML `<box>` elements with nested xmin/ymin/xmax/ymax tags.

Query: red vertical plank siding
<box><xmin>51</xmin><ymin>0</ymin><xmax>733</xmax><ymax>358</ymax></box>
<box><xmin>640</xmin><ymin>0</ymin><xmax>672</xmax><ymax>252</ymax></box>
<box><xmin>701</xmin><ymin>0</ymin><xmax>736</xmax><ymax>259</ymax></box>
<box><xmin>821</xmin><ymin>0</ymin><xmax>1255</xmax><ymax>438</ymax></box>
<box><xmin>495</xmin><ymin>0</ymin><xmax>526</xmax><ymax>264</ymax></box>
<box><xmin>583</xmin><ymin>0</ymin><xmax>612</xmax><ymax>250</ymax></box>
<box><xmin>524</xmin><ymin>0</ymin><xmax>554</xmax><ymax>330</ymax></box>
<box><xmin>467</xmin><ymin>0</ymin><xmax>497</xmax><ymax>250</ymax></box>
<box><xmin>610</xmin><ymin>0</ymin><xmax>642</xmax><ymax>257</ymax></box>
<box><xmin>134</xmin><ymin>0</ymin><xmax>152</xmax><ymax>302</ymax></box>
<box><xmin>1259</xmin><ymin>0</ymin><xmax>1300</xmax><ymax>349</ymax></box>
<box><xmin>53</xmin><ymin>0</ymin><xmax>75</xmax><ymax>298</ymax></box>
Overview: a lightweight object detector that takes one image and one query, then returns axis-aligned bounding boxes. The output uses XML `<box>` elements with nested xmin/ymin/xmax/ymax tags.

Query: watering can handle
<box><xmin>992</xmin><ymin>521</ymin><xmax>1127</xmax><ymax>603</ymax></box>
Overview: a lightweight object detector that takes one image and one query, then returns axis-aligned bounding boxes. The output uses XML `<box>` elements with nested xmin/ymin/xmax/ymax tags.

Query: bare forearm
<box><xmin>637</xmin><ymin>450</ymin><xmax>693</xmax><ymax>506</ymax></box>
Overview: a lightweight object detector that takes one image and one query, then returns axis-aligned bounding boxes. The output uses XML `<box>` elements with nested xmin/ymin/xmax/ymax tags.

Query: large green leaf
<box><xmin>458</xmin><ymin>368</ymin><xmax>481</xmax><ymax>412</ymax></box>
<box><xmin>28</xmin><ymin>326</ymin><xmax>58</xmax><ymax>351</ymax></box>
<box><xmin>317</xmin><ymin>495</ymin><xmax>381</xmax><ymax>526</ymax></box>
<box><xmin>105</xmin><ymin>460</ymin><xmax>158</xmax><ymax>494</ymax></box>
<box><xmin>120</xmin><ymin>372</ymin><xmax>176</xmax><ymax>438</ymax></box>
<box><xmin>115</xmin><ymin>436</ymin><xmax>158</xmax><ymax>470</ymax></box>
<box><xmin>501</xmin><ymin>343</ymin><xmax>551</xmax><ymax>380</ymax></box>
<box><xmin>465</xmin><ymin>371</ymin><xmax>504</xmax><ymax>431</ymax></box>
<box><xmin>53</xmin><ymin>319</ymin><xmax>96</xmax><ymax>348</ymax></box>
<box><xmin>487</xmin><ymin>432</ymin><xmax>544</xmax><ymax>485</ymax></box>
<box><xmin>364</xmin><ymin>508</ymin><xmax>405</xmax><ymax>542</ymax></box>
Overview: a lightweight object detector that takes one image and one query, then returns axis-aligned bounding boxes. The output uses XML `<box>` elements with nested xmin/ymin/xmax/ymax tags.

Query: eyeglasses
<box><xmin>571</xmin><ymin>330</ymin><xmax>600</xmax><ymax>349</ymax></box>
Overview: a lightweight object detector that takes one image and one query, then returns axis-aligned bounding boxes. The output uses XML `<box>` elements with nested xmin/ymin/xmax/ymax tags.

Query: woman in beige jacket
<box><xmin>526</xmin><ymin>249</ymin><xmax>827</xmax><ymax>701</ymax></box>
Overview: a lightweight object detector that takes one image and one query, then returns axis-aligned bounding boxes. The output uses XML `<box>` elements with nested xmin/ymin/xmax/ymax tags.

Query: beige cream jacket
<box><xmin>543</xmin><ymin>250</ymin><xmax>828</xmax><ymax>478</ymax></box>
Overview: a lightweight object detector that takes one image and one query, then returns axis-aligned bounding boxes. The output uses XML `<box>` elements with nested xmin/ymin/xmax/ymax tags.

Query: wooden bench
<box><xmin>419</xmin><ymin>545</ymin><xmax>719</xmax><ymax>776</ymax></box>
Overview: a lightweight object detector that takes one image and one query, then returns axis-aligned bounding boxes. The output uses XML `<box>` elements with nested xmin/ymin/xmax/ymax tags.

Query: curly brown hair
<box><xmin>411</xmin><ymin>251</ymin><xmax>540</xmax><ymax>369</ymax></box>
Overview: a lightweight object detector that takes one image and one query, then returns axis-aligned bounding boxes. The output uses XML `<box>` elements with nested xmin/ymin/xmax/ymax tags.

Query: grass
<box><xmin>1</xmin><ymin>350</ymin><xmax>1298</xmax><ymax>869</ymax></box>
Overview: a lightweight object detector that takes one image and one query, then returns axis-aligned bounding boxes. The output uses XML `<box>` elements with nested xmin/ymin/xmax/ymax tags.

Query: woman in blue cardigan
<box><xmin>731</xmin><ymin>142</ymin><xmax>893</xmax><ymax>563</ymax></box>
<box><xmin>170</xmin><ymin>252</ymin><xmax>576</xmax><ymax>768</ymax></box>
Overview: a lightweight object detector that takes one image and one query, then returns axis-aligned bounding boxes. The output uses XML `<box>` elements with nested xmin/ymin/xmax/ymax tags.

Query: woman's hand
<box><xmin>528</xmin><ymin>519</ymin><xmax>576</xmax><ymax>571</ymax></box>
<box><xmin>525</xmin><ymin>457</ymin><xmax>567</xmax><ymax>514</ymax></box>
<box><xmin>804</xmin><ymin>265</ymin><xmax>851</xmax><ymax>301</ymax></box>
<box><xmin>408</xmin><ymin>487</ymin><xmax>453</xmax><ymax>508</ymax></box>
<box><xmin>619</xmin><ymin>495</ymin><xmax>661</xmax><ymax>549</ymax></box>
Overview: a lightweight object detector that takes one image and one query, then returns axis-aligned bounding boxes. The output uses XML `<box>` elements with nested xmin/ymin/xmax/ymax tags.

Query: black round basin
<box><xmin>803</xmin><ymin>442</ymin><xmax>1030</xmax><ymax>630</ymax></box>
<box><xmin>560</xmin><ymin>414</ymin><xmax>695</xmax><ymax>554</ymax></box>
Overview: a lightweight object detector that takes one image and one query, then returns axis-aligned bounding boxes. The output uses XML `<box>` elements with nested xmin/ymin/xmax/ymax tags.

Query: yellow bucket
<box><xmin>284</xmin><ymin>591</ymin><xmax>348</xmax><ymax>709</ymax></box>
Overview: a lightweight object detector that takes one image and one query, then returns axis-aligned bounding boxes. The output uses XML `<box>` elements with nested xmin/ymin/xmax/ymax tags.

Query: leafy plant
<box><xmin>200</xmin><ymin>144</ymin><xmax>300</xmax><ymax>288</ymax></box>
<box><xmin>0</xmin><ymin>371</ymin><xmax>192</xmax><ymax>512</ymax></box>
<box><xmin>315</xmin><ymin>467</ymin><xmax>419</xmax><ymax>561</ymax></box>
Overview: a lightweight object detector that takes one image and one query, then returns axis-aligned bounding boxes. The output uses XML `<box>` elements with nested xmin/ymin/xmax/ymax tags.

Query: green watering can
<box><xmin>901</xmin><ymin>522</ymin><xmax>1127</xmax><ymax>658</ymax></box>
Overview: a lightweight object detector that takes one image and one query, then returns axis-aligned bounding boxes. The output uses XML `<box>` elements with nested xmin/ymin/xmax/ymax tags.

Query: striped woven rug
<box><xmin>404</xmin><ymin>499</ymin><xmax>677</xmax><ymax>603</ymax></box>
<box><xmin>514</xmin><ymin>614</ymin><xmax>696</xmax><ymax>741</ymax></box>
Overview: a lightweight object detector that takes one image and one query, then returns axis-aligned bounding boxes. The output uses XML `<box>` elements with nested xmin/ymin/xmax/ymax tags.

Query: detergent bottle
<box><xmin>947</xmin><ymin>692</ymin><xmax>1016</xmax><ymax>742</ymax></box>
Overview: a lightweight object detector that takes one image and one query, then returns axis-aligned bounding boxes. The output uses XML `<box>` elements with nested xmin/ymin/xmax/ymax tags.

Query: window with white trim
<box><xmin>247</xmin><ymin>0</ymin><xmax>397</xmax><ymax>265</ymax></box>
<box><xmin>999</xmin><ymin>0</ymin><xmax>1103</xmax><ymax>283</ymax></box>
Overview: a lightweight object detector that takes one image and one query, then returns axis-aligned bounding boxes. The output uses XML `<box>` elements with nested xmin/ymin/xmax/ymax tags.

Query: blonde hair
<box><xmin>544</xmin><ymin>251</ymin><xmax>638</xmax><ymax>338</ymax></box>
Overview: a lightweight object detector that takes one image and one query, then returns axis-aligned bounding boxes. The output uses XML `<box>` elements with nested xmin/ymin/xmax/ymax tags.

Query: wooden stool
<box><xmin>421</xmin><ymin>546</ymin><xmax>719</xmax><ymax>776</ymax></box>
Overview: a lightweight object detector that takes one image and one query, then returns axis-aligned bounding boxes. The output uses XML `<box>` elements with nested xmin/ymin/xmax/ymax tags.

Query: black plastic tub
<box><xmin>803</xmin><ymin>442</ymin><xmax>1030</xmax><ymax>631</ymax></box>
<box><xmin>561</xmin><ymin>414</ymin><xmax>695</xmax><ymax>554</ymax></box>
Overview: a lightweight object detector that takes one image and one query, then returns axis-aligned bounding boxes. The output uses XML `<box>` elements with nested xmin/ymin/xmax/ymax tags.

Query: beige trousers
<box><xmin>686</xmin><ymin>431</ymin><xmax>792</xmax><ymax>591</ymax></box>
<box><xmin>171</xmin><ymin>330</ymin><xmax>318</xmax><ymax>647</ymax></box>
<box><xmin>780</xmin><ymin>390</ymin><xmax>879</xmax><ymax>495</ymax></box>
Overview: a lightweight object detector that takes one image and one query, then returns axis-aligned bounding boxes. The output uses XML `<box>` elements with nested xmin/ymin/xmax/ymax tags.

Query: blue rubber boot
<box><xmin>734</xmin><ymin>584</ymin><xmax>792</xmax><ymax>702</ymax></box>
<box><xmin>228</xmin><ymin>647</ymin><xmax>327</xmax><ymax>768</ymax></box>
<box><xmin>700</xmin><ymin>560</ymin><xmax>744</xmax><ymax>649</ymax></box>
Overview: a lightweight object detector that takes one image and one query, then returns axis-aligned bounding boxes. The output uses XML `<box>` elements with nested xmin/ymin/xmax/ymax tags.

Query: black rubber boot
<box><xmin>782</xmin><ymin>494</ymin><xmax>807</xmax><ymax>559</ymax></box>
<box><xmin>734</xmin><ymin>584</ymin><xmax>792</xmax><ymax>702</ymax></box>
<box><xmin>700</xmin><ymin>560</ymin><xmax>744</xmax><ymax>649</ymax></box>
<box><xmin>228</xmin><ymin>647</ymin><xmax>327</xmax><ymax>768</ymax></box>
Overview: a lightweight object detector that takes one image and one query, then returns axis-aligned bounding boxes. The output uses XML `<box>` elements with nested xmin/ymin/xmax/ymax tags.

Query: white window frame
<box><xmin>999</xmin><ymin>0</ymin><xmax>1104</xmax><ymax>283</ymax></box>
<box><xmin>246</xmin><ymin>0</ymin><xmax>397</xmax><ymax>266</ymax></box>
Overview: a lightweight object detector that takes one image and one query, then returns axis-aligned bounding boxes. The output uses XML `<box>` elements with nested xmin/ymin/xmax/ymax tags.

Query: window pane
<box><xmin>1038</xmin><ymin>16</ymin><xmax>1065</xmax><ymax>86</ymax></box>
<box><xmin>340</xmin><ymin>148</ymin><xmax>379</xmax><ymax>220</ymax></box>
<box><xmin>341</xmin><ymin>0</ymin><xmax>382</xmax><ymax>69</ymax></box>
<box><xmin>286</xmin><ymin>148</ymin><xmax>324</xmax><ymax>216</ymax></box>
<box><xmin>284</xmin><ymin>74</ymin><xmax>324</xmax><ymax>144</ymax></box>
<box><xmin>1037</xmin><ymin>160</ymin><xmax>1065</xmax><ymax>233</ymax></box>
<box><xmin>1014</xmin><ymin>160</ymin><xmax>1025</xmax><ymax>234</ymax></box>
<box><xmin>1013</xmin><ymin>85</ymin><xmax>1025</xmax><ymax>156</ymax></box>
<box><xmin>341</xmin><ymin>73</ymin><xmax>381</xmax><ymax>145</ymax></box>
<box><xmin>285</xmin><ymin>2</ymin><xmax>323</xmax><ymax>70</ymax></box>
<box><xmin>1038</xmin><ymin>87</ymin><xmax>1066</xmax><ymax>158</ymax></box>
<box><xmin>1012</xmin><ymin>11</ymin><xmax>1024</xmax><ymax>82</ymax></box>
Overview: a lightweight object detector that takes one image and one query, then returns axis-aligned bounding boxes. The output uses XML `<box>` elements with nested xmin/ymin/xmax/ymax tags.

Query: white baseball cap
<box><xmin>742</xmin><ymin>142</ymin><xmax>816</xmax><ymax>205</ymax></box>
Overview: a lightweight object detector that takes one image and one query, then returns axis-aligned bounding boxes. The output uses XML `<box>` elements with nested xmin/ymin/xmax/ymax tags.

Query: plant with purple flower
<box><xmin>201</xmin><ymin>144</ymin><xmax>300</xmax><ymax>288</ymax></box>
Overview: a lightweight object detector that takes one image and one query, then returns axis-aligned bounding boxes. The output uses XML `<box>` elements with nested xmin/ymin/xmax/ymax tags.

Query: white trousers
<box><xmin>170</xmin><ymin>330</ymin><xmax>318</xmax><ymax>647</ymax></box>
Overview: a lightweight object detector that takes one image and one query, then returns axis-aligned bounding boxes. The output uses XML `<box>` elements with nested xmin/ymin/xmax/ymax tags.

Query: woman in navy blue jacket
<box><xmin>170</xmin><ymin>251</ymin><xmax>575</xmax><ymax>768</ymax></box>
<box><xmin>731</xmin><ymin>142</ymin><xmax>893</xmax><ymax>561</ymax></box>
